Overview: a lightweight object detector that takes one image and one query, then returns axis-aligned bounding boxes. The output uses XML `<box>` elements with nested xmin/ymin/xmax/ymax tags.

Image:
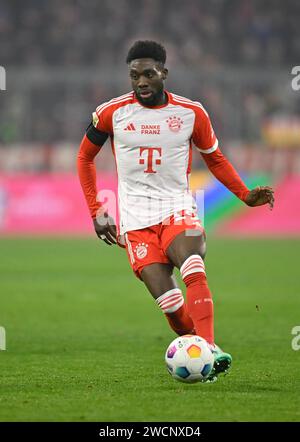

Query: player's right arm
<box><xmin>77</xmin><ymin>110</ymin><xmax>117</xmax><ymax>246</ymax></box>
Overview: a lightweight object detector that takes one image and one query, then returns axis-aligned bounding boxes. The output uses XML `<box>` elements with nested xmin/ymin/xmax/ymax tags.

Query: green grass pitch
<box><xmin>0</xmin><ymin>237</ymin><xmax>299</xmax><ymax>422</ymax></box>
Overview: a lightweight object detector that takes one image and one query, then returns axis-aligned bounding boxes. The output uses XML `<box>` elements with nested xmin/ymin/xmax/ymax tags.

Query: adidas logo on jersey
<box><xmin>124</xmin><ymin>123</ymin><xmax>136</xmax><ymax>131</ymax></box>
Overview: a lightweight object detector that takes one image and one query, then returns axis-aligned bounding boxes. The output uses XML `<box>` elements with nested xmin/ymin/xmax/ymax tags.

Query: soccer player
<box><xmin>77</xmin><ymin>41</ymin><xmax>274</xmax><ymax>382</ymax></box>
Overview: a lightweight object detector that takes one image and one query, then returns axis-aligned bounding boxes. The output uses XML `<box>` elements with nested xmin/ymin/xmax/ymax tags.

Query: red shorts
<box><xmin>124</xmin><ymin>210</ymin><xmax>204</xmax><ymax>280</ymax></box>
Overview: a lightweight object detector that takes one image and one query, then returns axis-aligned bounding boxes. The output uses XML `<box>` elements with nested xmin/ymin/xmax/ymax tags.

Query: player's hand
<box><xmin>244</xmin><ymin>186</ymin><xmax>274</xmax><ymax>210</ymax></box>
<box><xmin>93</xmin><ymin>212</ymin><xmax>117</xmax><ymax>246</ymax></box>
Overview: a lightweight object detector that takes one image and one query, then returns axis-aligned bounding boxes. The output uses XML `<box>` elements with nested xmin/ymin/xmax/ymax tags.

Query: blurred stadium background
<box><xmin>1</xmin><ymin>0</ymin><xmax>300</xmax><ymax>236</ymax></box>
<box><xmin>1</xmin><ymin>0</ymin><xmax>300</xmax><ymax>423</ymax></box>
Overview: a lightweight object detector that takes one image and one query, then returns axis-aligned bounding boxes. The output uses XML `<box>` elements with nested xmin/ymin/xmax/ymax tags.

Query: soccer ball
<box><xmin>165</xmin><ymin>335</ymin><xmax>214</xmax><ymax>383</ymax></box>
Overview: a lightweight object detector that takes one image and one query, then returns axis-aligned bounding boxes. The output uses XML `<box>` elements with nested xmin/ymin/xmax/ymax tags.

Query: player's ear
<box><xmin>162</xmin><ymin>68</ymin><xmax>168</xmax><ymax>80</ymax></box>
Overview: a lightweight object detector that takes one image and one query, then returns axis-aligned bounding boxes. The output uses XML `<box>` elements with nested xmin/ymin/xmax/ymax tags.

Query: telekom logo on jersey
<box><xmin>139</xmin><ymin>147</ymin><xmax>162</xmax><ymax>173</ymax></box>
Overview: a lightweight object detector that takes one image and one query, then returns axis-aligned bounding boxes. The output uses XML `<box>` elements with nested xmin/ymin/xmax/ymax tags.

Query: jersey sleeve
<box><xmin>78</xmin><ymin>101</ymin><xmax>117</xmax><ymax>219</ymax></box>
<box><xmin>201</xmin><ymin>147</ymin><xmax>250</xmax><ymax>202</ymax></box>
<box><xmin>86</xmin><ymin>122</ymin><xmax>109</xmax><ymax>146</ymax></box>
<box><xmin>92</xmin><ymin>102</ymin><xmax>114</xmax><ymax>134</ymax></box>
<box><xmin>85</xmin><ymin>102</ymin><xmax>114</xmax><ymax>146</ymax></box>
<box><xmin>192</xmin><ymin>106</ymin><xmax>218</xmax><ymax>154</ymax></box>
<box><xmin>77</xmin><ymin>134</ymin><xmax>103</xmax><ymax>219</ymax></box>
<box><xmin>192</xmin><ymin>105</ymin><xmax>249</xmax><ymax>201</ymax></box>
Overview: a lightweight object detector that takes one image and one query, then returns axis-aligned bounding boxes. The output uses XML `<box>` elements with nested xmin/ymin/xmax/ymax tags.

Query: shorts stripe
<box><xmin>125</xmin><ymin>233</ymin><xmax>135</xmax><ymax>265</ymax></box>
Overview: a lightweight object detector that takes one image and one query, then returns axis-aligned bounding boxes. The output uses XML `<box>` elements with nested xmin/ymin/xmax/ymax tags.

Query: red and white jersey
<box><xmin>92</xmin><ymin>90</ymin><xmax>218</xmax><ymax>235</ymax></box>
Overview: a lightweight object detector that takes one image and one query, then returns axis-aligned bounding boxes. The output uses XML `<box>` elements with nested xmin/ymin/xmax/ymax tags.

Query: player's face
<box><xmin>129</xmin><ymin>58</ymin><xmax>168</xmax><ymax>106</ymax></box>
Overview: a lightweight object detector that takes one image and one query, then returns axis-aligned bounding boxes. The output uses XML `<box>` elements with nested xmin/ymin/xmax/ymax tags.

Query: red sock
<box><xmin>156</xmin><ymin>289</ymin><xmax>194</xmax><ymax>336</ymax></box>
<box><xmin>181</xmin><ymin>255</ymin><xmax>214</xmax><ymax>344</ymax></box>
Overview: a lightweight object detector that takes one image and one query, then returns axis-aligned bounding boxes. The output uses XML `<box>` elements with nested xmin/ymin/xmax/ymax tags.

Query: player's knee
<box><xmin>195</xmin><ymin>230</ymin><xmax>206</xmax><ymax>259</ymax></box>
<box><xmin>178</xmin><ymin>232</ymin><xmax>206</xmax><ymax>268</ymax></box>
<box><xmin>141</xmin><ymin>263</ymin><xmax>174</xmax><ymax>299</ymax></box>
<box><xmin>167</xmin><ymin>230</ymin><xmax>206</xmax><ymax>268</ymax></box>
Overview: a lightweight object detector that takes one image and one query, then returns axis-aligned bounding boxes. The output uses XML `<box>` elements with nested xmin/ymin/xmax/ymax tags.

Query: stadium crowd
<box><xmin>0</xmin><ymin>0</ymin><xmax>299</xmax><ymax>172</ymax></box>
<box><xmin>1</xmin><ymin>0</ymin><xmax>299</xmax><ymax>68</ymax></box>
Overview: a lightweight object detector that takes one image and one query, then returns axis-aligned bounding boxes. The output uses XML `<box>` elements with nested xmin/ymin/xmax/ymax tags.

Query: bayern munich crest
<box><xmin>135</xmin><ymin>242</ymin><xmax>149</xmax><ymax>259</ymax></box>
<box><xmin>166</xmin><ymin>116</ymin><xmax>183</xmax><ymax>133</ymax></box>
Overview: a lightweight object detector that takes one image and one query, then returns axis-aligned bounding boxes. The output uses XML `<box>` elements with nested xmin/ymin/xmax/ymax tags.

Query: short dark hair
<box><xmin>126</xmin><ymin>40</ymin><xmax>166</xmax><ymax>65</ymax></box>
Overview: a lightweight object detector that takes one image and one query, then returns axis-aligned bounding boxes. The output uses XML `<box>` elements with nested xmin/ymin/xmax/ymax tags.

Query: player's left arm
<box><xmin>202</xmin><ymin>148</ymin><xmax>274</xmax><ymax>209</ymax></box>
<box><xmin>192</xmin><ymin>107</ymin><xmax>274</xmax><ymax>209</ymax></box>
